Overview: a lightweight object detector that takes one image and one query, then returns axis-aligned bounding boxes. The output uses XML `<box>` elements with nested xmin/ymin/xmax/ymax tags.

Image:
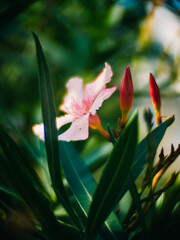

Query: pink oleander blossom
<box><xmin>33</xmin><ymin>63</ymin><xmax>116</xmax><ymax>142</ymax></box>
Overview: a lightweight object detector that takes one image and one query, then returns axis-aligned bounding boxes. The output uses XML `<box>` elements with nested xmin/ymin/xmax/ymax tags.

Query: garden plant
<box><xmin>0</xmin><ymin>33</ymin><xmax>179</xmax><ymax>240</ymax></box>
<box><xmin>0</xmin><ymin>1</ymin><xmax>180</xmax><ymax>240</ymax></box>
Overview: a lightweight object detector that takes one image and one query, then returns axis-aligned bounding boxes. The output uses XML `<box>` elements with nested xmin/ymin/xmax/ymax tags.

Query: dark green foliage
<box><xmin>85</xmin><ymin>112</ymin><xmax>138</xmax><ymax>239</ymax></box>
<box><xmin>0</xmin><ymin>127</ymin><xmax>80</xmax><ymax>240</ymax></box>
<box><xmin>59</xmin><ymin>140</ymin><xmax>126</xmax><ymax>239</ymax></box>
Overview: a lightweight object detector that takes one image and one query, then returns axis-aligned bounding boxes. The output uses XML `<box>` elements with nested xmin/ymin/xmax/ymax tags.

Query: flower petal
<box><xmin>32</xmin><ymin>123</ymin><xmax>44</xmax><ymax>141</ymax></box>
<box><xmin>33</xmin><ymin>114</ymin><xmax>75</xmax><ymax>141</ymax></box>
<box><xmin>58</xmin><ymin>113</ymin><xmax>90</xmax><ymax>142</ymax></box>
<box><xmin>59</xmin><ymin>77</ymin><xmax>84</xmax><ymax>113</ymax></box>
<box><xmin>56</xmin><ymin>114</ymin><xmax>75</xmax><ymax>129</ymax></box>
<box><xmin>83</xmin><ymin>63</ymin><xmax>113</xmax><ymax>105</ymax></box>
<box><xmin>90</xmin><ymin>86</ymin><xmax>117</xmax><ymax>115</ymax></box>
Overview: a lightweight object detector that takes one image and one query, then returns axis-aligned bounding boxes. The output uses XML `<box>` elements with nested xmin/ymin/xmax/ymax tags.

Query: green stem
<box><xmin>128</xmin><ymin>174</ymin><xmax>146</xmax><ymax>233</ymax></box>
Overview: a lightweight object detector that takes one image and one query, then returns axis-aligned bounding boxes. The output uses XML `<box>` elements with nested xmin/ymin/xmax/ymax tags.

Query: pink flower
<box><xmin>33</xmin><ymin>63</ymin><xmax>116</xmax><ymax>142</ymax></box>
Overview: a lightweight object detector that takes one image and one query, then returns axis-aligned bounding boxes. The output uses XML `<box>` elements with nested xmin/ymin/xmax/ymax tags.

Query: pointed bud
<box><xmin>149</xmin><ymin>73</ymin><xmax>162</xmax><ymax>125</ymax></box>
<box><xmin>120</xmin><ymin>66</ymin><xmax>134</xmax><ymax>125</ymax></box>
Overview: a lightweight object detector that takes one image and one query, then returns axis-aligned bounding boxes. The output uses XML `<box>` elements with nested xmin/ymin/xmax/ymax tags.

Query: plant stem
<box><xmin>128</xmin><ymin>174</ymin><xmax>146</xmax><ymax>234</ymax></box>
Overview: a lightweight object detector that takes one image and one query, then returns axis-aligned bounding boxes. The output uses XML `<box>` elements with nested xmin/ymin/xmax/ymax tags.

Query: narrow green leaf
<box><xmin>86</xmin><ymin>117</ymin><xmax>174</xmax><ymax>183</ymax></box>
<box><xmin>32</xmin><ymin>32</ymin><xmax>83</xmax><ymax>230</ymax></box>
<box><xmin>114</xmin><ymin>116</ymin><xmax>174</xmax><ymax>203</ymax></box>
<box><xmin>108</xmin><ymin>121</ymin><xmax>145</xmax><ymax>234</ymax></box>
<box><xmin>157</xmin><ymin>173</ymin><xmax>180</xmax><ymax>220</ymax></box>
<box><xmin>59</xmin><ymin>141</ymin><xmax>126</xmax><ymax>239</ymax></box>
<box><xmin>0</xmin><ymin>109</ymin><xmax>39</xmax><ymax>162</ymax></box>
<box><xmin>0</xmin><ymin>128</ymin><xmax>80</xmax><ymax>240</ymax></box>
<box><xmin>0</xmin><ymin>183</ymin><xmax>22</xmax><ymax>200</ymax></box>
<box><xmin>131</xmin><ymin>116</ymin><xmax>174</xmax><ymax>180</ymax></box>
<box><xmin>128</xmin><ymin>175</ymin><xmax>146</xmax><ymax>232</ymax></box>
<box><xmin>85</xmin><ymin>111</ymin><xmax>138</xmax><ymax>239</ymax></box>
<box><xmin>32</xmin><ymin>32</ymin><xmax>58</xmax><ymax>184</ymax></box>
<box><xmin>85</xmin><ymin>142</ymin><xmax>112</xmax><ymax>172</ymax></box>
<box><xmin>108</xmin><ymin>122</ymin><xmax>145</xmax><ymax>234</ymax></box>
<box><xmin>0</xmin><ymin>110</ymin><xmax>49</xmax><ymax>197</ymax></box>
<box><xmin>107</xmin><ymin>124</ymin><xmax>116</xmax><ymax>145</ymax></box>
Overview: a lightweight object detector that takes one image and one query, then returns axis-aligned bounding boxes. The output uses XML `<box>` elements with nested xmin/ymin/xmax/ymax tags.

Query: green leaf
<box><xmin>157</xmin><ymin>173</ymin><xmax>180</xmax><ymax>220</ymax></box>
<box><xmin>108</xmin><ymin>124</ymin><xmax>116</xmax><ymax>145</ymax></box>
<box><xmin>0</xmin><ymin>183</ymin><xmax>22</xmax><ymax>200</ymax></box>
<box><xmin>32</xmin><ymin>32</ymin><xmax>59</xmax><ymax>184</ymax></box>
<box><xmin>108</xmin><ymin>120</ymin><xmax>145</xmax><ymax>234</ymax></box>
<box><xmin>86</xmin><ymin>116</ymin><xmax>173</xmax><ymax>179</ymax></box>
<box><xmin>115</xmin><ymin>116</ymin><xmax>174</xmax><ymax>203</ymax></box>
<box><xmin>131</xmin><ymin>116</ymin><xmax>174</xmax><ymax>180</ymax></box>
<box><xmin>128</xmin><ymin>174</ymin><xmax>146</xmax><ymax>232</ymax></box>
<box><xmin>85</xmin><ymin>111</ymin><xmax>138</xmax><ymax>239</ymax></box>
<box><xmin>85</xmin><ymin>142</ymin><xmax>112</xmax><ymax>172</ymax></box>
<box><xmin>59</xmin><ymin>140</ymin><xmax>126</xmax><ymax>240</ymax></box>
<box><xmin>0</xmin><ymin>128</ymin><xmax>80</xmax><ymax>240</ymax></box>
<box><xmin>32</xmin><ymin>32</ymin><xmax>83</xmax><ymax>230</ymax></box>
<box><xmin>0</xmin><ymin>109</ymin><xmax>40</xmax><ymax>162</ymax></box>
<box><xmin>0</xmin><ymin>110</ymin><xmax>49</xmax><ymax>197</ymax></box>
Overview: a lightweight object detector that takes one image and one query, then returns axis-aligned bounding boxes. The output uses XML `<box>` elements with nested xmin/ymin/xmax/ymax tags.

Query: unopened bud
<box><xmin>149</xmin><ymin>73</ymin><xmax>161</xmax><ymax>125</ymax></box>
<box><xmin>120</xmin><ymin>66</ymin><xmax>133</xmax><ymax>125</ymax></box>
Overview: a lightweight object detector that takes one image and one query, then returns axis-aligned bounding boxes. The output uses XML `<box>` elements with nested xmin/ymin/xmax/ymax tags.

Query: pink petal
<box><xmin>33</xmin><ymin>115</ymin><xmax>75</xmax><ymax>141</ymax></box>
<box><xmin>90</xmin><ymin>86</ymin><xmax>117</xmax><ymax>115</ymax></box>
<box><xmin>32</xmin><ymin>123</ymin><xmax>45</xmax><ymax>141</ymax></box>
<box><xmin>58</xmin><ymin>113</ymin><xmax>90</xmax><ymax>142</ymax></box>
<box><xmin>59</xmin><ymin>77</ymin><xmax>84</xmax><ymax>113</ymax></box>
<box><xmin>83</xmin><ymin>63</ymin><xmax>113</xmax><ymax>105</ymax></box>
<box><xmin>56</xmin><ymin>114</ymin><xmax>75</xmax><ymax>129</ymax></box>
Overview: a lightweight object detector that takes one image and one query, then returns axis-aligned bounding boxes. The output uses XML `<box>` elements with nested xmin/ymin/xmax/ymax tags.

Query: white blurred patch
<box><xmin>152</xmin><ymin>6</ymin><xmax>180</xmax><ymax>58</ymax></box>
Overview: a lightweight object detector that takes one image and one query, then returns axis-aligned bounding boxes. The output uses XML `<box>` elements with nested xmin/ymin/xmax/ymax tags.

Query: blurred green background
<box><xmin>0</xmin><ymin>0</ymin><xmax>180</xmax><ymax>155</ymax></box>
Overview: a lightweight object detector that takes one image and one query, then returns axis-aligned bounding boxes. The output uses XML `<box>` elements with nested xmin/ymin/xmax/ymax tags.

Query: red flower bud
<box><xmin>149</xmin><ymin>73</ymin><xmax>162</xmax><ymax>125</ymax></box>
<box><xmin>120</xmin><ymin>66</ymin><xmax>134</xmax><ymax>124</ymax></box>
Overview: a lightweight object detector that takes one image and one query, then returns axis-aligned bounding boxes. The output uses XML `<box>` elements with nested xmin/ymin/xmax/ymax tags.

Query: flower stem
<box><xmin>97</xmin><ymin>126</ymin><xmax>111</xmax><ymax>141</ymax></box>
